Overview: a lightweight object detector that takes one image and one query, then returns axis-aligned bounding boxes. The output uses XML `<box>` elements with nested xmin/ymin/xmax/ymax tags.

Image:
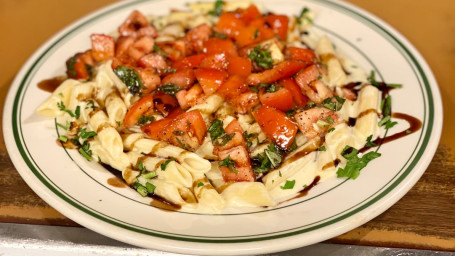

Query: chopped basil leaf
<box><xmin>336</xmin><ymin>145</ymin><xmax>381</xmax><ymax>179</ymax></box>
<box><xmin>219</xmin><ymin>155</ymin><xmax>237</xmax><ymax>173</ymax></box>
<box><xmin>208</xmin><ymin>0</ymin><xmax>224</xmax><ymax>16</ymax></box>
<box><xmin>86</xmin><ymin>100</ymin><xmax>97</xmax><ymax>111</ymax></box>
<box><xmin>382</xmin><ymin>95</ymin><xmax>392</xmax><ymax>118</ymax></box>
<box><xmin>74</xmin><ymin>106</ymin><xmax>81</xmax><ymax>119</ymax></box>
<box><xmin>215</xmin><ymin>133</ymin><xmax>235</xmax><ymax>146</ymax></box>
<box><xmin>176</xmin><ymin>137</ymin><xmax>189</xmax><ymax>150</ymax></box>
<box><xmin>208</xmin><ymin>119</ymin><xmax>225</xmax><ymax>141</ymax></box>
<box><xmin>153</xmin><ymin>44</ymin><xmax>168</xmax><ymax>58</ymax></box>
<box><xmin>113</xmin><ymin>66</ymin><xmax>145</xmax><ymax>96</ymax></box>
<box><xmin>318</xmin><ymin>146</ymin><xmax>326</xmax><ymax>151</ymax></box>
<box><xmin>328</xmin><ymin>127</ymin><xmax>335</xmax><ymax>133</ymax></box>
<box><xmin>365</xmin><ymin>135</ymin><xmax>376</xmax><ymax>147</ymax></box>
<box><xmin>316</xmin><ymin>120</ymin><xmax>329</xmax><ymax>128</ymax></box>
<box><xmin>197</xmin><ymin>182</ymin><xmax>204</xmax><ymax>187</ymax></box>
<box><xmin>145</xmin><ymin>182</ymin><xmax>156</xmax><ymax>194</ymax></box>
<box><xmin>321</xmin><ymin>96</ymin><xmax>345</xmax><ymax>111</ymax></box>
<box><xmin>157</xmin><ymin>83</ymin><xmax>181</xmax><ymax>95</ymax></box>
<box><xmin>326</xmin><ymin>116</ymin><xmax>334</xmax><ymax>124</ymax></box>
<box><xmin>387</xmin><ymin>83</ymin><xmax>403</xmax><ymax>88</ymax></box>
<box><xmin>212</xmin><ymin>31</ymin><xmax>228</xmax><ymax>39</ymax></box>
<box><xmin>265</xmin><ymin>144</ymin><xmax>283</xmax><ymax>168</ymax></box>
<box><xmin>280</xmin><ymin>180</ymin><xmax>296</xmax><ymax>190</ymax></box>
<box><xmin>173</xmin><ymin>130</ymin><xmax>185</xmax><ymax>136</ymax></box>
<box><xmin>161</xmin><ymin>158</ymin><xmax>175</xmax><ymax>171</ymax></box>
<box><xmin>66</xmin><ymin>56</ymin><xmax>77</xmax><ymax>77</ymax></box>
<box><xmin>285</xmin><ymin>108</ymin><xmax>296</xmax><ymax>117</ymax></box>
<box><xmin>266</xmin><ymin>84</ymin><xmax>277</xmax><ymax>93</ymax></box>
<box><xmin>249</xmin><ymin>86</ymin><xmax>259</xmax><ymax>93</ymax></box>
<box><xmin>138</xmin><ymin>115</ymin><xmax>155</xmax><ymax>126</ymax></box>
<box><xmin>137</xmin><ymin>160</ymin><xmax>146</xmax><ymax>173</ymax></box>
<box><xmin>406</xmin><ymin>129</ymin><xmax>412</xmax><ymax>134</ymax></box>
<box><xmin>252</xmin><ymin>143</ymin><xmax>284</xmax><ymax>173</ymax></box>
<box><xmin>248</xmin><ymin>46</ymin><xmax>273</xmax><ymax>69</ymax></box>
<box><xmin>243</xmin><ymin>131</ymin><xmax>257</xmax><ymax>148</ymax></box>
<box><xmin>304</xmin><ymin>101</ymin><xmax>316</xmax><ymax>110</ymax></box>
<box><xmin>297</xmin><ymin>7</ymin><xmax>312</xmax><ymax>24</ymax></box>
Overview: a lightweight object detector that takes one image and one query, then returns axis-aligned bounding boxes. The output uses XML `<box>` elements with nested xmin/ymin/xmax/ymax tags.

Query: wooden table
<box><xmin>0</xmin><ymin>0</ymin><xmax>454</xmax><ymax>252</ymax></box>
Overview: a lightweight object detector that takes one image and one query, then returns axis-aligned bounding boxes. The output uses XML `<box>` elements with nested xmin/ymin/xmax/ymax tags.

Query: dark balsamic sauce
<box><xmin>37</xmin><ymin>76</ymin><xmax>66</xmax><ymax>92</ymax></box>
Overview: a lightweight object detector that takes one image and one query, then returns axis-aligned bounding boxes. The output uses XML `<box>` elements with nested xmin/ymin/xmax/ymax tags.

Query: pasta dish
<box><xmin>36</xmin><ymin>1</ymin><xmax>407</xmax><ymax>213</ymax></box>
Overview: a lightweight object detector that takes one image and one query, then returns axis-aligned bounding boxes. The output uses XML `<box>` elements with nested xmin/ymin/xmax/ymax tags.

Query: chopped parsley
<box><xmin>208</xmin><ymin>0</ymin><xmax>224</xmax><ymax>16</ymax></box>
<box><xmin>328</xmin><ymin>127</ymin><xmax>335</xmax><ymax>133</ymax></box>
<box><xmin>365</xmin><ymin>135</ymin><xmax>376</xmax><ymax>147</ymax></box>
<box><xmin>113</xmin><ymin>66</ymin><xmax>145</xmax><ymax>96</ymax></box>
<box><xmin>77</xmin><ymin>128</ymin><xmax>97</xmax><ymax>140</ymax></box>
<box><xmin>57</xmin><ymin>121</ymin><xmax>70</xmax><ymax>131</ymax></box>
<box><xmin>336</xmin><ymin>145</ymin><xmax>381</xmax><ymax>179</ymax></box>
<box><xmin>161</xmin><ymin>158</ymin><xmax>175</xmax><ymax>171</ymax></box>
<box><xmin>57</xmin><ymin>101</ymin><xmax>75</xmax><ymax>117</ymax></box>
<box><xmin>74</xmin><ymin>106</ymin><xmax>81</xmax><ymax>119</ymax></box>
<box><xmin>318</xmin><ymin>146</ymin><xmax>326</xmax><ymax>151</ymax></box>
<box><xmin>197</xmin><ymin>182</ymin><xmax>204</xmax><ymax>187</ymax></box>
<box><xmin>248</xmin><ymin>46</ymin><xmax>273</xmax><ymax>69</ymax></box>
<box><xmin>219</xmin><ymin>155</ymin><xmax>237</xmax><ymax>173</ymax></box>
<box><xmin>79</xmin><ymin>141</ymin><xmax>93</xmax><ymax>161</ymax></box>
<box><xmin>280</xmin><ymin>180</ymin><xmax>296</xmax><ymax>190</ymax></box>
<box><xmin>157</xmin><ymin>83</ymin><xmax>181</xmax><ymax>95</ymax></box>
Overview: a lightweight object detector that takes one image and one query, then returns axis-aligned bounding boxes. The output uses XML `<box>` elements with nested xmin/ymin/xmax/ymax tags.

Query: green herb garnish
<box><xmin>79</xmin><ymin>141</ymin><xmax>93</xmax><ymax>161</ymax></box>
<box><xmin>208</xmin><ymin>119</ymin><xmax>225</xmax><ymax>141</ymax></box>
<box><xmin>336</xmin><ymin>145</ymin><xmax>381</xmax><ymax>179</ymax></box>
<box><xmin>132</xmin><ymin>182</ymin><xmax>148</xmax><ymax>197</ymax></box>
<box><xmin>161</xmin><ymin>158</ymin><xmax>175</xmax><ymax>171</ymax></box>
<box><xmin>58</xmin><ymin>136</ymin><xmax>68</xmax><ymax>142</ymax></box>
<box><xmin>145</xmin><ymin>182</ymin><xmax>156</xmax><ymax>194</ymax></box>
<box><xmin>321</xmin><ymin>96</ymin><xmax>345</xmax><ymax>111</ymax></box>
<box><xmin>208</xmin><ymin>0</ymin><xmax>224</xmax><ymax>16</ymax></box>
<box><xmin>215</xmin><ymin>133</ymin><xmax>235</xmax><ymax>146</ymax></box>
<box><xmin>113</xmin><ymin>66</ymin><xmax>145</xmax><ymax>96</ymax></box>
<box><xmin>365</xmin><ymin>135</ymin><xmax>376</xmax><ymax>147</ymax></box>
<box><xmin>138</xmin><ymin>115</ymin><xmax>155</xmax><ymax>126</ymax></box>
<box><xmin>157</xmin><ymin>83</ymin><xmax>181</xmax><ymax>95</ymax></box>
<box><xmin>248</xmin><ymin>46</ymin><xmax>273</xmax><ymax>69</ymax></box>
<box><xmin>153</xmin><ymin>44</ymin><xmax>168</xmax><ymax>58</ymax></box>
<box><xmin>197</xmin><ymin>182</ymin><xmax>204</xmax><ymax>187</ymax></box>
<box><xmin>219</xmin><ymin>155</ymin><xmax>237</xmax><ymax>173</ymax></box>
<box><xmin>57</xmin><ymin>102</ymin><xmax>75</xmax><ymax>117</ymax></box>
<box><xmin>173</xmin><ymin>130</ymin><xmax>185</xmax><ymax>136</ymax></box>
<box><xmin>280</xmin><ymin>180</ymin><xmax>296</xmax><ymax>190</ymax></box>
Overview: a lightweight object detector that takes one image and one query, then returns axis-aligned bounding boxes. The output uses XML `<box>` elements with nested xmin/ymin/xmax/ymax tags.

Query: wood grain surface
<box><xmin>0</xmin><ymin>0</ymin><xmax>454</xmax><ymax>252</ymax></box>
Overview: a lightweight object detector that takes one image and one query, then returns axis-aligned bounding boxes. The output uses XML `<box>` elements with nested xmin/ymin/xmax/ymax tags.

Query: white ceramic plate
<box><xmin>3</xmin><ymin>0</ymin><xmax>443</xmax><ymax>255</ymax></box>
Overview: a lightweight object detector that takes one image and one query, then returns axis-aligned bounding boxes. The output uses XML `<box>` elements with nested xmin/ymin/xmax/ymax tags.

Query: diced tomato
<box><xmin>137</xmin><ymin>68</ymin><xmax>161</xmax><ymax>94</ymax></box>
<box><xmin>215</xmin><ymin>12</ymin><xmax>245</xmax><ymax>38</ymax></box>
<box><xmin>157</xmin><ymin>40</ymin><xmax>186</xmax><ymax>61</ymax></box>
<box><xmin>161</xmin><ymin>68</ymin><xmax>195</xmax><ymax>89</ymax></box>
<box><xmin>217</xmin><ymin>75</ymin><xmax>248</xmax><ymax>99</ymax></box>
<box><xmin>252</xmin><ymin>105</ymin><xmax>298</xmax><ymax>149</ymax></box>
<box><xmin>213</xmin><ymin>132</ymin><xmax>245</xmax><ymax>155</ymax></box>
<box><xmin>259</xmin><ymin>87</ymin><xmax>294</xmax><ymax>111</ymax></box>
<box><xmin>167</xmin><ymin>107</ymin><xmax>185</xmax><ymax>119</ymax></box>
<box><xmin>228</xmin><ymin>91</ymin><xmax>260</xmax><ymax>114</ymax></box>
<box><xmin>184</xmin><ymin>23</ymin><xmax>212</xmax><ymax>54</ymax></box>
<box><xmin>194</xmin><ymin>68</ymin><xmax>229</xmax><ymax>95</ymax></box>
<box><xmin>204</xmin><ymin>38</ymin><xmax>238</xmax><ymax>56</ymax></box>
<box><xmin>172</xmin><ymin>54</ymin><xmax>206</xmax><ymax>69</ymax></box>
<box><xmin>199</xmin><ymin>53</ymin><xmax>228</xmax><ymax>70</ymax></box>
<box><xmin>123</xmin><ymin>94</ymin><xmax>155</xmax><ymax>127</ymax></box>
<box><xmin>285</xmin><ymin>47</ymin><xmax>317</xmax><ymax>64</ymax></box>
<box><xmin>141</xmin><ymin>110</ymin><xmax>207</xmax><ymax>148</ymax></box>
<box><xmin>115</xmin><ymin>36</ymin><xmax>135</xmax><ymax>57</ymax></box>
<box><xmin>235</xmin><ymin>26</ymin><xmax>262</xmax><ymax>47</ymax></box>
<box><xmin>279</xmin><ymin>78</ymin><xmax>308</xmax><ymax>107</ymax></box>
<box><xmin>153</xmin><ymin>93</ymin><xmax>178</xmax><ymax>116</ymax></box>
<box><xmin>175</xmin><ymin>84</ymin><xmax>206</xmax><ymax>109</ymax></box>
<box><xmin>128</xmin><ymin>36</ymin><xmax>155</xmax><ymax>61</ymax></box>
<box><xmin>118</xmin><ymin>10</ymin><xmax>151</xmax><ymax>37</ymax></box>
<box><xmin>227</xmin><ymin>56</ymin><xmax>252</xmax><ymax>77</ymax></box>
<box><xmin>66</xmin><ymin>51</ymin><xmax>93</xmax><ymax>80</ymax></box>
<box><xmin>246</xmin><ymin>60</ymin><xmax>307</xmax><ymax>85</ymax></box>
<box><xmin>218</xmin><ymin>146</ymin><xmax>254</xmax><ymax>182</ymax></box>
<box><xmin>240</xmin><ymin>5</ymin><xmax>261</xmax><ymax>24</ymax></box>
<box><xmin>258</xmin><ymin>26</ymin><xmax>275</xmax><ymax>41</ymax></box>
<box><xmin>265</xmin><ymin>14</ymin><xmax>289</xmax><ymax>40</ymax></box>
<box><xmin>90</xmin><ymin>34</ymin><xmax>115</xmax><ymax>62</ymax></box>
<box><xmin>294</xmin><ymin>64</ymin><xmax>320</xmax><ymax>88</ymax></box>
<box><xmin>225</xmin><ymin>119</ymin><xmax>244</xmax><ymax>134</ymax></box>
<box><xmin>138</xmin><ymin>53</ymin><xmax>168</xmax><ymax>70</ymax></box>
<box><xmin>249</xmin><ymin>17</ymin><xmax>266</xmax><ymax>29</ymax></box>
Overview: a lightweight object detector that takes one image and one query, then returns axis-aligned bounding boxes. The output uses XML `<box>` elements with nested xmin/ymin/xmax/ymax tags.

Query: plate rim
<box><xmin>2</xmin><ymin>0</ymin><xmax>443</xmax><ymax>254</ymax></box>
